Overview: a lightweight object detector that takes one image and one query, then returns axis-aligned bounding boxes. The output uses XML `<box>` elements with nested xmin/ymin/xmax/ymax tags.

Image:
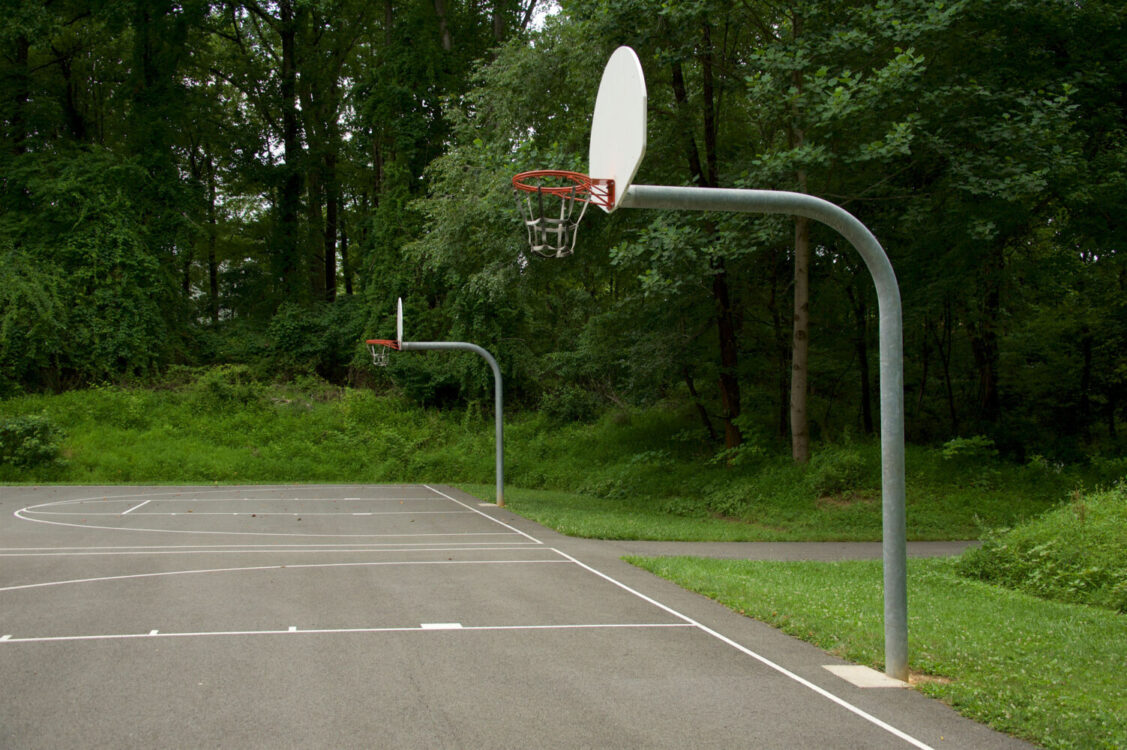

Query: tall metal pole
<box><xmin>399</xmin><ymin>341</ymin><xmax>505</xmax><ymax>507</ymax></box>
<box><xmin>620</xmin><ymin>184</ymin><xmax>909</xmax><ymax>681</ymax></box>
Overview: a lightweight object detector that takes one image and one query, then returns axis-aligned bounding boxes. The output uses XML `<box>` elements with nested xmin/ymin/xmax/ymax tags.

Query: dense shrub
<box><xmin>0</xmin><ymin>413</ymin><xmax>63</xmax><ymax>468</ymax></box>
<box><xmin>957</xmin><ymin>484</ymin><xmax>1127</xmax><ymax>613</ymax></box>
<box><xmin>806</xmin><ymin>445</ymin><xmax>872</xmax><ymax>497</ymax></box>
<box><xmin>539</xmin><ymin>385</ymin><xmax>602</xmax><ymax>423</ymax></box>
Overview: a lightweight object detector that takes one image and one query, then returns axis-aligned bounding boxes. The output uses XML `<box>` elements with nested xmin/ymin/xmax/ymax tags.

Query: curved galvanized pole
<box><xmin>620</xmin><ymin>184</ymin><xmax>908</xmax><ymax>681</ymax></box>
<box><xmin>399</xmin><ymin>341</ymin><xmax>505</xmax><ymax>507</ymax></box>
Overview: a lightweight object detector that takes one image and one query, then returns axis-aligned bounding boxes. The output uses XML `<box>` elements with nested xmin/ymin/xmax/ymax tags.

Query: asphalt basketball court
<box><xmin>0</xmin><ymin>484</ymin><xmax>1032</xmax><ymax>749</ymax></box>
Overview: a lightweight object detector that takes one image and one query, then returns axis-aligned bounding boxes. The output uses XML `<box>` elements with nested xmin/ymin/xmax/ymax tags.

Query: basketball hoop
<box><xmin>366</xmin><ymin>339</ymin><xmax>398</xmax><ymax>367</ymax></box>
<box><xmin>513</xmin><ymin>170</ymin><xmax>614</xmax><ymax>258</ymax></box>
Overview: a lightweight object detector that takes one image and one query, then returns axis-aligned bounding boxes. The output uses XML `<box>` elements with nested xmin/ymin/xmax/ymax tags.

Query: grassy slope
<box><xmin>1</xmin><ymin>381</ymin><xmax>1110</xmax><ymax>541</ymax></box>
<box><xmin>629</xmin><ymin>556</ymin><xmax>1126</xmax><ymax>750</ymax></box>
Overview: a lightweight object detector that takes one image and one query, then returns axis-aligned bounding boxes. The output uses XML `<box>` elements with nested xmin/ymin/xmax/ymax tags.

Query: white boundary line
<box><xmin>120</xmin><ymin>500</ymin><xmax>151</xmax><ymax>516</ymax></box>
<box><xmin>11</xmin><ymin>509</ymin><xmax>521</xmax><ymax>540</ymax></box>
<box><xmin>0</xmin><ymin>544</ymin><xmax>544</xmax><ymax>558</ymax></box>
<box><xmin>0</xmin><ymin>622</ymin><xmax>695</xmax><ymax>645</ymax></box>
<box><xmin>0</xmin><ymin>558</ymin><xmax>569</xmax><ymax>594</ymax></box>
<box><xmin>12</xmin><ymin>484</ymin><xmax>540</xmax><ymax>542</ymax></box>
<box><xmin>551</xmin><ymin>548</ymin><xmax>935</xmax><ymax>750</ymax></box>
<box><xmin>29</xmin><ymin>511</ymin><xmax>471</xmax><ymax>517</ymax></box>
<box><xmin>425</xmin><ymin>485</ymin><xmax>542</xmax><ymax>545</ymax></box>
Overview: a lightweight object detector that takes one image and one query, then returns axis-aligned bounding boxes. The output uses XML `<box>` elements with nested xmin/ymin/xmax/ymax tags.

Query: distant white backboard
<box><xmin>397</xmin><ymin>297</ymin><xmax>404</xmax><ymax>346</ymax></box>
<box><xmin>588</xmin><ymin>46</ymin><xmax>647</xmax><ymax>213</ymax></box>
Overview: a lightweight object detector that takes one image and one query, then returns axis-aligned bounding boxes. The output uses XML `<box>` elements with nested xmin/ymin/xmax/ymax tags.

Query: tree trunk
<box><xmin>788</xmin><ymin>21</ymin><xmax>811</xmax><ymax>463</ymax></box>
<box><xmin>434</xmin><ymin>0</ymin><xmax>452</xmax><ymax>51</ymax></box>
<box><xmin>915</xmin><ymin>320</ymin><xmax>931</xmax><ymax>422</ymax></box>
<box><xmin>846</xmin><ymin>281</ymin><xmax>873</xmax><ymax>434</ymax></box>
<box><xmin>1078</xmin><ymin>331</ymin><xmax>1092</xmax><ymax>438</ymax></box>
<box><xmin>714</xmin><ymin>258</ymin><xmax>742</xmax><ymax>450</ymax></box>
<box><xmin>278</xmin><ymin>0</ymin><xmax>304</xmax><ymax>301</ymax></box>
<box><xmin>324</xmin><ymin>151</ymin><xmax>339</xmax><ymax>302</ymax></box>
<box><xmin>668</xmin><ymin>24</ymin><xmax>742</xmax><ymax>451</ymax></box>
<box><xmin>934</xmin><ymin>300</ymin><xmax>959</xmax><ymax>433</ymax></box>
<box><xmin>11</xmin><ymin>35</ymin><xmax>29</xmax><ymax>153</ymax></box>
<box><xmin>340</xmin><ymin>212</ymin><xmax>353</xmax><ymax>296</ymax></box>
<box><xmin>791</xmin><ymin>209</ymin><xmax>811</xmax><ymax>462</ymax></box>
<box><xmin>683</xmin><ymin>366</ymin><xmax>718</xmax><ymax>442</ymax></box>
<box><xmin>207</xmin><ymin>159</ymin><xmax>219</xmax><ymax>324</ymax></box>
<box><xmin>306</xmin><ymin>163</ymin><xmax>325</xmax><ymax>301</ymax></box>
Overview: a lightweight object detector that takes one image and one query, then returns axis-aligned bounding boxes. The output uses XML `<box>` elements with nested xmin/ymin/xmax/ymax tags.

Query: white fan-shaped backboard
<box><xmin>396</xmin><ymin>297</ymin><xmax>404</xmax><ymax>346</ymax></box>
<box><xmin>589</xmin><ymin>46</ymin><xmax>647</xmax><ymax>213</ymax></box>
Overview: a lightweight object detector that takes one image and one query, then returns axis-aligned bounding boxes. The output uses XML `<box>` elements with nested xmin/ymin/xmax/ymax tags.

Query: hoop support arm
<box><xmin>620</xmin><ymin>184</ymin><xmax>908</xmax><ymax>682</ymax></box>
<box><xmin>401</xmin><ymin>341</ymin><xmax>505</xmax><ymax>507</ymax></box>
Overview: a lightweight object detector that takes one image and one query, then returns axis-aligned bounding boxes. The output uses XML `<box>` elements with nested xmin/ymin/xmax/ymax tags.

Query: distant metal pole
<box><xmin>399</xmin><ymin>341</ymin><xmax>505</xmax><ymax>507</ymax></box>
<box><xmin>620</xmin><ymin>184</ymin><xmax>908</xmax><ymax>681</ymax></box>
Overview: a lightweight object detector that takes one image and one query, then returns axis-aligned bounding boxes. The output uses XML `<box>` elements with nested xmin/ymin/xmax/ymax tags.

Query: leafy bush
<box><xmin>957</xmin><ymin>484</ymin><xmax>1127</xmax><ymax>612</ymax></box>
<box><xmin>807</xmin><ymin>446</ymin><xmax>870</xmax><ymax>497</ymax></box>
<box><xmin>190</xmin><ymin>365</ymin><xmax>265</xmax><ymax>409</ymax></box>
<box><xmin>0</xmin><ymin>414</ymin><xmax>63</xmax><ymax>468</ymax></box>
<box><xmin>941</xmin><ymin>435</ymin><xmax>998</xmax><ymax>462</ymax></box>
<box><xmin>539</xmin><ymin>385</ymin><xmax>602</xmax><ymax>423</ymax></box>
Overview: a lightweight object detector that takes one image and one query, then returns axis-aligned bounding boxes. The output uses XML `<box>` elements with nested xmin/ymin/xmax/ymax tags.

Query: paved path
<box><xmin>608</xmin><ymin>539</ymin><xmax>978</xmax><ymax>560</ymax></box>
<box><xmin>0</xmin><ymin>485</ymin><xmax>1028</xmax><ymax>749</ymax></box>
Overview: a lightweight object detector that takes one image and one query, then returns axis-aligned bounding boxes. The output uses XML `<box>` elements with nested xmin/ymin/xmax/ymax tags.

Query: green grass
<box><xmin>1</xmin><ymin>373</ymin><xmax>1117</xmax><ymax>541</ymax></box>
<box><xmin>957</xmin><ymin>484</ymin><xmax>1127</xmax><ymax>612</ymax></box>
<box><xmin>627</xmin><ymin>555</ymin><xmax>1127</xmax><ymax>750</ymax></box>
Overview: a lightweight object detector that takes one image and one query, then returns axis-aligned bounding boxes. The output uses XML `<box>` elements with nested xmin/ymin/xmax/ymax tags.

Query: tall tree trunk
<box><xmin>323</xmin><ymin>152</ymin><xmax>338</xmax><ymax>302</ymax></box>
<box><xmin>788</xmin><ymin>14</ymin><xmax>811</xmax><ymax>463</ymax></box>
<box><xmin>791</xmin><ymin>207</ymin><xmax>811</xmax><ymax>462</ymax></box>
<box><xmin>969</xmin><ymin>253</ymin><xmax>1002</xmax><ymax>426</ymax></box>
<box><xmin>278</xmin><ymin>0</ymin><xmax>304</xmax><ymax>301</ymax></box>
<box><xmin>916</xmin><ymin>320</ymin><xmax>931</xmax><ymax>422</ymax></box>
<box><xmin>714</xmin><ymin>258</ymin><xmax>742</xmax><ymax>449</ymax></box>
<box><xmin>701</xmin><ymin>20</ymin><xmax>742</xmax><ymax>450</ymax></box>
<box><xmin>340</xmin><ymin>212</ymin><xmax>353</xmax><ymax>296</ymax></box>
<box><xmin>846</xmin><ymin>281</ymin><xmax>873</xmax><ymax>434</ymax></box>
<box><xmin>434</xmin><ymin>0</ymin><xmax>452</xmax><ymax>51</ymax></box>
<box><xmin>11</xmin><ymin>35</ymin><xmax>29</xmax><ymax>154</ymax></box>
<box><xmin>934</xmin><ymin>301</ymin><xmax>959</xmax><ymax>433</ymax></box>
<box><xmin>684</xmin><ymin>367</ymin><xmax>718</xmax><ymax>442</ymax></box>
<box><xmin>492</xmin><ymin>1</ymin><xmax>505</xmax><ymax>42</ymax></box>
<box><xmin>306</xmin><ymin>163</ymin><xmax>325</xmax><ymax>301</ymax></box>
<box><xmin>207</xmin><ymin>160</ymin><xmax>219</xmax><ymax>324</ymax></box>
<box><xmin>1078</xmin><ymin>331</ymin><xmax>1092</xmax><ymax>438</ymax></box>
<box><xmin>773</xmin><ymin>288</ymin><xmax>791</xmax><ymax>438</ymax></box>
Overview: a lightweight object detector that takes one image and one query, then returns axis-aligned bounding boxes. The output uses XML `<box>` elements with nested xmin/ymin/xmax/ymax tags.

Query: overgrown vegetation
<box><xmin>629</xmin><ymin>555</ymin><xmax>1126</xmax><ymax>750</ymax></box>
<box><xmin>2</xmin><ymin>1</ymin><xmax>1125</xmax><ymax>463</ymax></box>
<box><xmin>957</xmin><ymin>484</ymin><xmax>1127</xmax><ymax>613</ymax></box>
<box><xmin>0</xmin><ymin>413</ymin><xmax>64</xmax><ymax>469</ymax></box>
<box><xmin>3</xmin><ymin>376</ymin><xmax>1120</xmax><ymax>543</ymax></box>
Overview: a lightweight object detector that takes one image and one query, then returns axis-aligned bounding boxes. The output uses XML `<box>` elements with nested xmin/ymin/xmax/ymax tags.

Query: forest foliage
<box><xmin>1</xmin><ymin>0</ymin><xmax>1125</xmax><ymax>461</ymax></box>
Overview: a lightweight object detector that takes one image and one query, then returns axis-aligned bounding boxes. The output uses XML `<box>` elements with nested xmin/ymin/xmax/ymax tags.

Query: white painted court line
<box><xmin>31</xmin><ymin>510</ymin><xmax>474</xmax><ymax>517</ymax></box>
<box><xmin>12</xmin><ymin>508</ymin><xmax>527</xmax><ymax>540</ymax></box>
<box><xmin>424</xmin><ymin>485</ymin><xmax>542</xmax><ymax>545</ymax></box>
<box><xmin>0</xmin><ymin>544</ymin><xmax>544</xmax><ymax>558</ymax></box>
<box><xmin>0</xmin><ymin>542</ymin><xmax>540</xmax><ymax>552</ymax></box>
<box><xmin>120</xmin><ymin>500</ymin><xmax>151</xmax><ymax>516</ymax></box>
<box><xmin>420</xmin><ymin>623</ymin><xmax>463</xmax><ymax>630</ymax></box>
<box><xmin>551</xmin><ymin>549</ymin><xmax>936</xmax><ymax>750</ymax></box>
<box><xmin>0</xmin><ymin>622</ymin><xmax>695</xmax><ymax>645</ymax></box>
<box><xmin>0</xmin><ymin>559</ymin><xmax>571</xmax><ymax>594</ymax></box>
